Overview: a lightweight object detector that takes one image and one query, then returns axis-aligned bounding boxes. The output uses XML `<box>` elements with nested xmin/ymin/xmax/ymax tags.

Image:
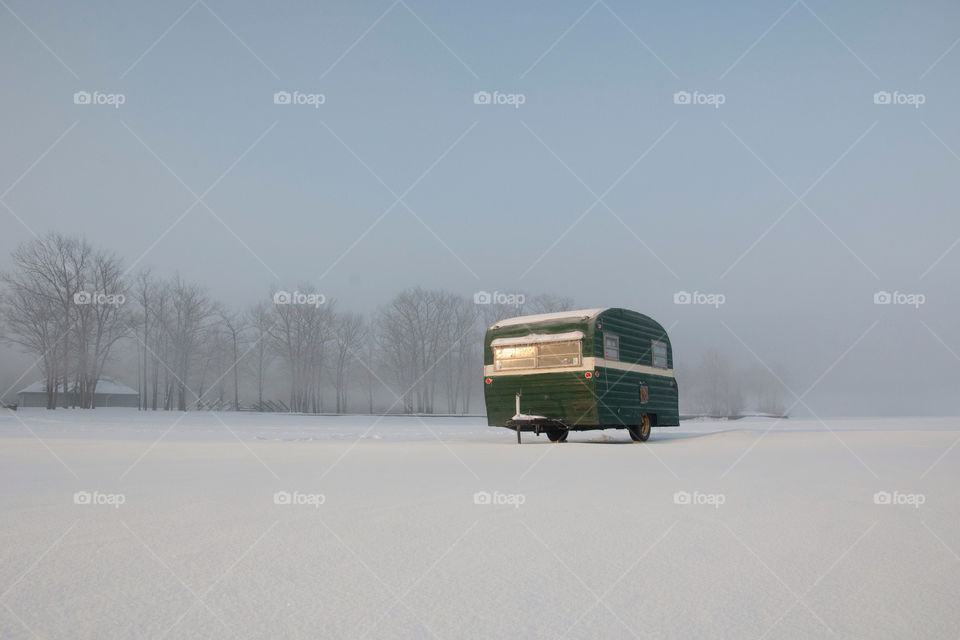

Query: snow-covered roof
<box><xmin>18</xmin><ymin>378</ymin><xmax>138</xmax><ymax>395</ymax></box>
<box><xmin>490</xmin><ymin>331</ymin><xmax>585</xmax><ymax>347</ymax></box>
<box><xmin>490</xmin><ymin>308</ymin><xmax>608</xmax><ymax>329</ymax></box>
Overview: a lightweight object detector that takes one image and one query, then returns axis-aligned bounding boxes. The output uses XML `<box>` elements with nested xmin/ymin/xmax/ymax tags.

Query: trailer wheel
<box><xmin>628</xmin><ymin>414</ymin><xmax>652</xmax><ymax>442</ymax></box>
<box><xmin>546</xmin><ymin>429</ymin><xmax>568</xmax><ymax>443</ymax></box>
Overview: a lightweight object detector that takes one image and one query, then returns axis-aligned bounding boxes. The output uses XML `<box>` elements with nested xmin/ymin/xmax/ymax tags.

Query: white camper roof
<box><xmin>490</xmin><ymin>308</ymin><xmax>608</xmax><ymax>329</ymax></box>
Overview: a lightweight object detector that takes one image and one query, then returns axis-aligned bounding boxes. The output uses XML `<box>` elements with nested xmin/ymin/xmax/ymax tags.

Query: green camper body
<box><xmin>483</xmin><ymin>308</ymin><xmax>679</xmax><ymax>436</ymax></box>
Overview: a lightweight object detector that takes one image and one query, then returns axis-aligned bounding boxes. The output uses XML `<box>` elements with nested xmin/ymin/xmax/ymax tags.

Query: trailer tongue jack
<box><xmin>507</xmin><ymin>392</ymin><xmax>570</xmax><ymax>444</ymax></box>
<box><xmin>516</xmin><ymin>393</ymin><xmax>521</xmax><ymax>444</ymax></box>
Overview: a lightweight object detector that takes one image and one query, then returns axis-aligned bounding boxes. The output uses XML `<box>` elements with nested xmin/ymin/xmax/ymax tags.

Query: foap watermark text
<box><xmin>274</xmin><ymin>290</ymin><xmax>326</xmax><ymax>308</ymax></box>
<box><xmin>673</xmin><ymin>90</ymin><xmax>725</xmax><ymax>108</ymax></box>
<box><xmin>474</xmin><ymin>490</ymin><xmax>525</xmax><ymax>508</ymax></box>
<box><xmin>474</xmin><ymin>291</ymin><xmax>524</xmax><ymax>307</ymax></box>
<box><xmin>874</xmin><ymin>290</ymin><xmax>925</xmax><ymax>309</ymax></box>
<box><xmin>74</xmin><ymin>291</ymin><xmax>126</xmax><ymax>306</ymax></box>
<box><xmin>74</xmin><ymin>91</ymin><xmax>125</xmax><ymax>109</ymax></box>
<box><xmin>873</xmin><ymin>490</ymin><xmax>925</xmax><ymax>508</ymax></box>
<box><xmin>473</xmin><ymin>91</ymin><xmax>525</xmax><ymax>109</ymax></box>
<box><xmin>674</xmin><ymin>290</ymin><xmax>725</xmax><ymax>308</ymax></box>
<box><xmin>274</xmin><ymin>490</ymin><xmax>326</xmax><ymax>508</ymax></box>
<box><xmin>74</xmin><ymin>490</ymin><xmax>126</xmax><ymax>508</ymax></box>
<box><xmin>274</xmin><ymin>90</ymin><xmax>326</xmax><ymax>108</ymax></box>
<box><xmin>673</xmin><ymin>490</ymin><xmax>725</xmax><ymax>508</ymax></box>
<box><xmin>873</xmin><ymin>91</ymin><xmax>925</xmax><ymax>108</ymax></box>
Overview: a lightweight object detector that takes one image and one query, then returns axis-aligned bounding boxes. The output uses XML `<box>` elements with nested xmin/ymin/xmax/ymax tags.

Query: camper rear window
<box><xmin>494</xmin><ymin>341</ymin><xmax>581</xmax><ymax>370</ymax></box>
<box><xmin>537</xmin><ymin>341</ymin><xmax>581</xmax><ymax>367</ymax></box>
<box><xmin>493</xmin><ymin>345</ymin><xmax>536</xmax><ymax>370</ymax></box>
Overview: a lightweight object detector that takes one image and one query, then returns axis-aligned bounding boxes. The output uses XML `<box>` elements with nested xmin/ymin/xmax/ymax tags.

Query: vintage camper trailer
<box><xmin>483</xmin><ymin>308</ymin><xmax>679</xmax><ymax>443</ymax></box>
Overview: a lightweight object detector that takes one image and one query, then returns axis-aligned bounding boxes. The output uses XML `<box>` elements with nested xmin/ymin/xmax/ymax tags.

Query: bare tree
<box><xmin>72</xmin><ymin>248</ymin><xmax>129</xmax><ymax>408</ymax></box>
<box><xmin>440</xmin><ymin>297</ymin><xmax>478</xmax><ymax>414</ymax></box>
<box><xmin>167</xmin><ymin>276</ymin><xmax>213</xmax><ymax>410</ymax></box>
<box><xmin>267</xmin><ymin>286</ymin><xmax>334</xmax><ymax>413</ymax></box>
<box><xmin>150</xmin><ymin>281</ymin><xmax>171</xmax><ymax>410</ymax></box>
<box><xmin>247</xmin><ymin>301</ymin><xmax>274</xmax><ymax>409</ymax></box>
<box><xmin>132</xmin><ymin>269</ymin><xmax>152</xmax><ymax>410</ymax></box>
<box><xmin>376</xmin><ymin>288</ymin><xmax>480</xmax><ymax>414</ymax></box>
<box><xmin>364</xmin><ymin>338</ymin><xmax>377</xmax><ymax>413</ymax></box>
<box><xmin>376</xmin><ymin>289</ymin><xmax>429</xmax><ymax>413</ymax></box>
<box><xmin>332</xmin><ymin>311</ymin><xmax>364</xmax><ymax>413</ymax></box>
<box><xmin>219</xmin><ymin>309</ymin><xmax>245</xmax><ymax>411</ymax></box>
<box><xmin>0</xmin><ymin>263</ymin><xmax>61</xmax><ymax>408</ymax></box>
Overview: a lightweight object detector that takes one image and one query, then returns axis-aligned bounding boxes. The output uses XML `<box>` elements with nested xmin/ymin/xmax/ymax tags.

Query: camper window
<box><xmin>493</xmin><ymin>345</ymin><xmax>536</xmax><ymax>370</ymax></box>
<box><xmin>493</xmin><ymin>340</ymin><xmax>581</xmax><ymax>370</ymax></box>
<box><xmin>603</xmin><ymin>334</ymin><xmax>620</xmax><ymax>361</ymax></box>
<box><xmin>652</xmin><ymin>340</ymin><xmax>668</xmax><ymax>368</ymax></box>
<box><xmin>537</xmin><ymin>341</ymin><xmax>581</xmax><ymax>367</ymax></box>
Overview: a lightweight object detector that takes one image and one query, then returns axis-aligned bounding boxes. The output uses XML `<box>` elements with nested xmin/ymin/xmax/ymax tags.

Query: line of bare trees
<box><xmin>0</xmin><ymin>233</ymin><xmax>574</xmax><ymax>413</ymax></box>
<box><xmin>2</xmin><ymin>234</ymin><xmax>785</xmax><ymax>416</ymax></box>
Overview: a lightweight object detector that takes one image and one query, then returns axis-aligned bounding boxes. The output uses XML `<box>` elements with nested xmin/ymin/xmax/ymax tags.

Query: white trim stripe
<box><xmin>484</xmin><ymin>357</ymin><xmax>673</xmax><ymax>378</ymax></box>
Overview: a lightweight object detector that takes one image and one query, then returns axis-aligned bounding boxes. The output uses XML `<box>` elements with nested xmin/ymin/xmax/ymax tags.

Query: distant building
<box><xmin>16</xmin><ymin>378</ymin><xmax>139</xmax><ymax>408</ymax></box>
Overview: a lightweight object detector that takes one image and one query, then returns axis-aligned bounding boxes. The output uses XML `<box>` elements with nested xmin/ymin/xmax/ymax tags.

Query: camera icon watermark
<box><xmin>273</xmin><ymin>290</ymin><xmax>326</xmax><ymax>308</ymax></box>
<box><xmin>473</xmin><ymin>290</ymin><xmax>524</xmax><ymax>307</ymax></box>
<box><xmin>274</xmin><ymin>90</ymin><xmax>325</xmax><ymax>108</ymax></box>
<box><xmin>873</xmin><ymin>490</ymin><xmax>925</xmax><ymax>508</ymax></box>
<box><xmin>673</xmin><ymin>90</ymin><xmax>725</xmax><ymax>108</ymax></box>
<box><xmin>473</xmin><ymin>490</ymin><xmax>525</xmax><ymax>508</ymax></box>
<box><xmin>473</xmin><ymin>90</ymin><xmax>525</xmax><ymax>109</ymax></box>
<box><xmin>673</xmin><ymin>290</ymin><xmax>725</xmax><ymax>309</ymax></box>
<box><xmin>673</xmin><ymin>490</ymin><xmax>725</xmax><ymax>508</ymax></box>
<box><xmin>873</xmin><ymin>290</ymin><xmax>925</xmax><ymax>309</ymax></box>
<box><xmin>73</xmin><ymin>90</ymin><xmax>125</xmax><ymax>109</ymax></box>
<box><xmin>73</xmin><ymin>290</ymin><xmax>126</xmax><ymax>306</ymax></box>
<box><xmin>273</xmin><ymin>490</ymin><xmax>326</xmax><ymax>508</ymax></box>
<box><xmin>873</xmin><ymin>90</ymin><xmax>925</xmax><ymax>108</ymax></box>
<box><xmin>73</xmin><ymin>490</ymin><xmax>126</xmax><ymax>508</ymax></box>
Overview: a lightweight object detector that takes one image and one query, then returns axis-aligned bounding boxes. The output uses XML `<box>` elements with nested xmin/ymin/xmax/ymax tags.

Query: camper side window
<box><xmin>652</xmin><ymin>340</ymin><xmax>668</xmax><ymax>368</ymax></box>
<box><xmin>604</xmin><ymin>334</ymin><xmax>619</xmax><ymax>361</ymax></box>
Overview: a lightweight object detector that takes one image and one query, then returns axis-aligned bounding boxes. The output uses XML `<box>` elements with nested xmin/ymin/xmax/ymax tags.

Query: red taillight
<box><xmin>484</xmin><ymin>377</ymin><xmax>492</xmax><ymax>384</ymax></box>
<box><xmin>584</xmin><ymin>372</ymin><xmax>592</xmax><ymax>378</ymax></box>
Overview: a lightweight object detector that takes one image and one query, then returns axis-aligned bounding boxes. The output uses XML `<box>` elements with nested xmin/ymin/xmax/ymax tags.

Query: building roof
<box><xmin>18</xmin><ymin>378</ymin><xmax>138</xmax><ymax>395</ymax></box>
<box><xmin>490</xmin><ymin>308</ymin><xmax>608</xmax><ymax>329</ymax></box>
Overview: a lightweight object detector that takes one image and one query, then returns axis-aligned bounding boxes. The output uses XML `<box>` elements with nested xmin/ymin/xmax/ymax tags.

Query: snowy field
<box><xmin>1</xmin><ymin>410</ymin><xmax>958</xmax><ymax>639</ymax></box>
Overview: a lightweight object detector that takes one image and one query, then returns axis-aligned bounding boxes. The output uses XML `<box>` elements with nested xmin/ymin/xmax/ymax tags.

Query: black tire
<box><xmin>546</xmin><ymin>429</ymin><xmax>568</xmax><ymax>443</ymax></box>
<box><xmin>628</xmin><ymin>414</ymin><xmax>652</xmax><ymax>442</ymax></box>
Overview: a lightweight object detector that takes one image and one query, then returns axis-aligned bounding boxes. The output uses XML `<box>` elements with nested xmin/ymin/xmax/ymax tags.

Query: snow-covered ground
<box><xmin>1</xmin><ymin>410</ymin><xmax>958</xmax><ymax>638</ymax></box>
